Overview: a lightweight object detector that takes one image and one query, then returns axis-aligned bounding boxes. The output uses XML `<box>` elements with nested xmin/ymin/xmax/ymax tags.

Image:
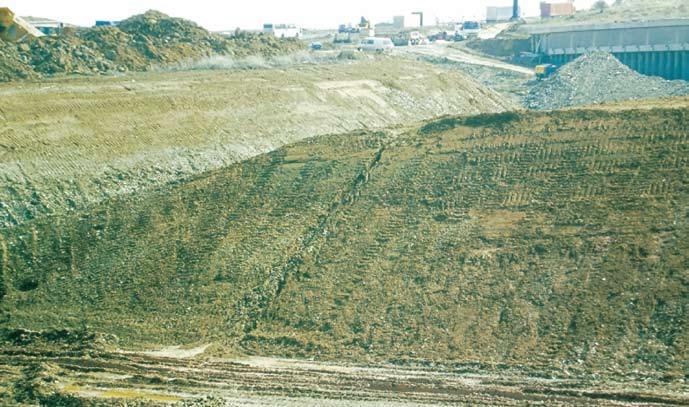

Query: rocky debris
<box><xmin>28</xmin><ymin>34</ymin><xmax>116</xmax><ymax>75</ymax></box>
<box><xmin>79</xmin><ymin>26</ymin><xmax>150</xmax><ymax>71</ymax></box>
<box><xmin>0</xmin><ymin>40</ymin><xmax>37</xmax><ymax>81</ymax></box>
<box><xmin>0</xmin><ymin>10</ymin><xmax>304</xmax><ymax>82</ymax></box>
<box><xmin>116</xmin><ymin>10</ymin><xmax>233</xmax><ymax>63</ymax></box>
<box><xmin>525</xmin><ymin>52</ymin><xmax>689</xmax><ymax>110</ymax></box>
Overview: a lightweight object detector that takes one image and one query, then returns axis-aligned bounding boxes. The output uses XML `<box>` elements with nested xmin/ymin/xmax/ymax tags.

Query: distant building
<box><xmin>375</xmin><ymin>22</ymin><xmax>394</xmax><ymax>31</ymax></box>
<box><xmin>263</xmin><ymin>23</ymin><xmax>302</xmax><ymax>39</ymax></box>
<box><xmin>540</xmin><ymin>1</ymin><xmax>576</xmax><ymax>18</ymax></box>
<box><xmin>486</xmin><ymin>6</ymin><xmax>518</xmax><ymax>23</ymax></box>
<box><xmin>393</xmin><ymin>16</ymin><xmax>405</xmax><ymax>29</ymax></box>
<box><xmin>405</xmin><ymin>13</ymin><xmax>422</xmax><ymax>28</ymax></box>
<box><xmin>23</xmin><ymin>16</ymin><xmax>71</xmax><ymax>35</ymax></box>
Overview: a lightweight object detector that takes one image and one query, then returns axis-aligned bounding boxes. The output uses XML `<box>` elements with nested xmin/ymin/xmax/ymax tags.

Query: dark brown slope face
<box><xmin>1</xmin><ymin>108</ymin><xmax>688</xmax><ymax>378</ymax></box>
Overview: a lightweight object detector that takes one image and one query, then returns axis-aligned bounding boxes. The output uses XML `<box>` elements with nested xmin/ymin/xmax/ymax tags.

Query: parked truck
<box><xmin>460</xmin><ymin>21</ymin><xmax>481</xmax><ymax>38</ymax></box>
<box><xmin>392</xmin><ymin>31</ymin><xmax>425</xmax><ymax>46</ymax></box>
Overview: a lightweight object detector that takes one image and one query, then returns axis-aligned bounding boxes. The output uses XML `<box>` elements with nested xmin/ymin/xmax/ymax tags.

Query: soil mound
<box><xmin>0</xmin><ymin>10</ymin><xmax>304</xmax><ymax>81</ymax></box>
<box><xmin>28</xmin><ymin>33</ymin><xmax>115</xmax><ymax>75</ymax></box>
<box><xmin>116</xmin><ymin>10</ymin><xmax>232</xmax><ymax>62</ymax></box>
<box><xmin>0</xmin><ymin>41</ymin><xmax>37</xmax><ymax>81</ymax></box>
<box><xmin>526</xmin><ymin>52</ymin><xmax>689</xmax><ymax>110</ymax></box>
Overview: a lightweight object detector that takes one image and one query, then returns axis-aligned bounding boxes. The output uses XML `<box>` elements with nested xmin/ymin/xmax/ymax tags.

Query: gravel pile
<box><xmin>0</xmin><ymin>10</ymin><xmax>304</xmax><ymax>82</ymax></box>
<box><xmin>525</xmin><ymin>52</ymin><xmax>689</xmax><ymax>110</ymax></box>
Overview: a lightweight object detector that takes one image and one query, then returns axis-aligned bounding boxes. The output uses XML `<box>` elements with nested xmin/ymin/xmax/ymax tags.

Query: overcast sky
<box><xmin>5</xmin><ymin>0</ymin><xmax>602</xmax><ymax>30</ymax></box>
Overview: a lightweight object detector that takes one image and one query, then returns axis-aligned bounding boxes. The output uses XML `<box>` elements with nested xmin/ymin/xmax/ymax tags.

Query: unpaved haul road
<box><xmin>3</xmin><ymin>347</ymin><xmax>687</xmax><ymax>406</ymax></box>
<box><xmin>399</xmin><ymin>43</ymin><xmax>534</xmax><ymax>76</ymax></box>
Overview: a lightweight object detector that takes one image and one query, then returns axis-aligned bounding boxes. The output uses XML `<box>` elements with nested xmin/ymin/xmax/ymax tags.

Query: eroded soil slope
<box><xmin>0</xmin><ymin>58</ymin><xmax>511</xmax><ymax>228</ymax></box>
<box><xmin>2</xmin><ymin>106</ymin><xmax>688</xmax><ymax>380</ymax></box>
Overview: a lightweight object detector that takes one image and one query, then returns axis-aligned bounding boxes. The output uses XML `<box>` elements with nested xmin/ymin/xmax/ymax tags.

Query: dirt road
<box><xmin>479</xmin><ymin>23</ymin><xmax>514</xmax><ymax>40</ymax></box>
<box><xmin>399</xmin><ymin>42</ymin><xmax>534</xmax><ymax>76</ymax></box>
<box><xmin>2</xmin><ymin>346</ymin><xmax>686</xmax><ymax>406</ymax></box>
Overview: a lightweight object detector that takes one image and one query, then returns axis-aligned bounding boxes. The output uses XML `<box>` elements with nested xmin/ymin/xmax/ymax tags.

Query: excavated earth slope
<box><xmin>1</xmin><ymin>105</ymin><xmax>688</xmax><ymax>386</ymax></box>
<box><xmin>0</xmin><ymin>58</ymin><xmax>511</xmax><ymax>229</ymax></box>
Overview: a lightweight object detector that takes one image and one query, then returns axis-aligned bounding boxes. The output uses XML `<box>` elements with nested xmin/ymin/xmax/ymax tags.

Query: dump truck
<box><xmin>0</xmin><ymin>7</ymin><xmax>45</xmax><ymax>42</ymax></box>
<box><xmin>460</xmin><ymin>21</ymin><xmax>481</xmax><ymax>38</ymax></box>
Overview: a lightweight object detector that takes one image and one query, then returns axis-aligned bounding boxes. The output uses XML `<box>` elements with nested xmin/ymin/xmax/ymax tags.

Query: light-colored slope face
<box><xmin>0</xmin><ymin>58</ymin><xmax>512</xmax><ymax>229</ymax></box>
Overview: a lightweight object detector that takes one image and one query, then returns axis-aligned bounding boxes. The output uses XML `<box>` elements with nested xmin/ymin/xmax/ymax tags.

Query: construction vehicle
<box><xmin>460</xmin><ymin>21</ymin><xmax>481</xmax><ymax>38</ymax></box>
<box><xmin>392</xmin><ymin>31</ymin><xmax>424</xmax><ymax>46</ymax></box>
<box><xmin>429</xmin><ymin>30</ymin><xmax>465</xmax><ymax>43</ymax></box>
<box><xmin>392</xmin><ymin>33</ymin><xmax>411</xmax><ymax>46</ymax></box>
<box><xmin>357</xmin><ymin>17</ymin><xmax>374</xmax><ymax>37</ymax></box>
<box><xmin>334</xmin><ymin>17</ymin><xmax>373</xmax><ymax>44</ymax></box>
<box><xmin>0</xmin><ymin>7</ymin><xmax>45</xmax><ymax>42</ymax></box>
<box><xmin>535</xmin><ymin>64</ymin><xmax>558</xmax><ymax>80</ymax></box>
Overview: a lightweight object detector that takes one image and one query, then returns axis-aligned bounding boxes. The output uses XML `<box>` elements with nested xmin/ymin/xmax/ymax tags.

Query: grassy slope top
<box><xmin>1</xmin><ymin>107</ymin><xmax>688</xmax><ymax>377</ymax></box>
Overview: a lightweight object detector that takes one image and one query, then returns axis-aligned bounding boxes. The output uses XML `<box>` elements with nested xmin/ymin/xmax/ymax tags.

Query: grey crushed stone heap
<box><xmin>525</xmin><ymin>52</ymin><xmax>689</xmax><ymax>110</ymax></box>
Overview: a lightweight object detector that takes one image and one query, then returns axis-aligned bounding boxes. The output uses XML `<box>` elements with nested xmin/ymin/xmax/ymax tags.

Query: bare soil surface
<box><xmin>1</xmin><ymin>38</ymin><xmax>688</xmax><ymax>407</ymax></box>
<box><xmin>0</xmin><ymin>57</ymin><xmax>511</xmax><ymax>229</ymax></box>
<box><xmin>2</xmin><ymin>103</ymin><xmax>688</xmax><ymax>396</ymax></box>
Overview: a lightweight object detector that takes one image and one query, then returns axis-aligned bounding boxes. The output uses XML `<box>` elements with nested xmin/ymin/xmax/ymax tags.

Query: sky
<box><xmin>5</xmin><ymin>0</ymin><xmax>603</xmax><ymax>31</ymax></box>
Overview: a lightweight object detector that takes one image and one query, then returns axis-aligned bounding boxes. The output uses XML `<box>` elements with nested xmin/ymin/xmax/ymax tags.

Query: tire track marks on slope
<box><xmin>230</xmin><ymin>133</ymin><xmax>393</xmax><ymax>338</ymax></box>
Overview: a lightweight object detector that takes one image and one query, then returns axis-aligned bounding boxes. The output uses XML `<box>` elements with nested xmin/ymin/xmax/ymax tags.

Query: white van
<box><xmin>358</xmin><ymin>37</ymin><xmax>395</xmax><ymax>52</ymax></box>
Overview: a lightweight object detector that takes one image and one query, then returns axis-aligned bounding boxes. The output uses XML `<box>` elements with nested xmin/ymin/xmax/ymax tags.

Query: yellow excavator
<box><xmin>0</xmin><ymin>7</ymin><xmax>44</xmax><ymax>42</ymax></box>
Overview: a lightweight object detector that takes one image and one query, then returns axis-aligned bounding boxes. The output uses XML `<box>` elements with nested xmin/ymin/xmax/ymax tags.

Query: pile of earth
<box><xmin>0</xmin><ymin>10</ymin><xmax>304</xmax><ymax>80</ymax></box>
<box><xmin>0</xmin><ymin>41</ymin><xmax>36</xmax><ymax>81</ymax></box>
<box><xmin>525</xmin><ymin>52</ymin><xmax>689</xmax><ymax>110</ymax></box>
